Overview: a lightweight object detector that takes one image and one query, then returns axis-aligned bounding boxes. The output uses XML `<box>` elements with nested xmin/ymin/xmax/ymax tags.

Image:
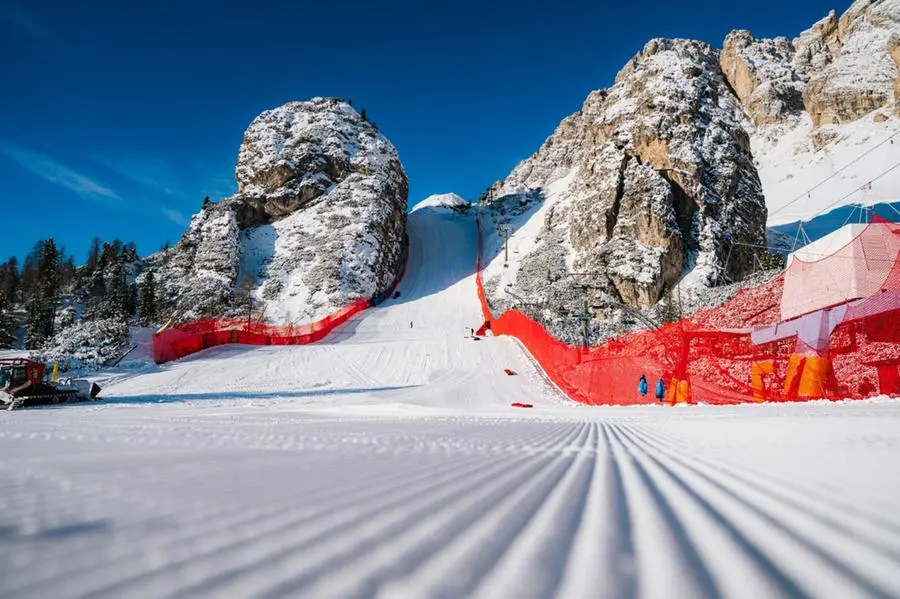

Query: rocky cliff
<box><xmin>150</xmin><ymin>98</ymin><xmax>408</xmax><ymax>324</ymax></box>
<box><xmin>481</xmin><ymin>39</ymin><xmax>767</xmax><ymax>344</ymax></box>
<box><xmin>480</xmin><ymin>0</ymin><xmax>898</xmax><ymax>344</ymax></box>
<box><xmin>722</xmin><ymin>0</ymin><xmax>899</xmax><ymax>225</ymax></box>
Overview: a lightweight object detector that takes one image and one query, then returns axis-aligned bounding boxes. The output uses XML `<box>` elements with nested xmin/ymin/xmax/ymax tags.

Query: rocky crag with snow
<box><xmin>149</xmin><ymin>98</ymin><xmax>408</xmax><ymax>324</ymax></box>
<box><xmin>481</xmin><ymin>0</ymin><xmax>898</xmax><ymax>345</ymax></box>
<box><xmin>482</xmin><ymin>39</ymin><xmax>767</xmax><ymax>343</ymax></box>
<box><xmin>722</xmin><ymin>0</ymin><xmax>900</xmax><ymax>224</ymax></box>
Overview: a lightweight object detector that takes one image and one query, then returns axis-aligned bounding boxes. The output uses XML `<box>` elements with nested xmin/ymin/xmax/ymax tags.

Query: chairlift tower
<box><xmin>498</xmin><ymin>224</ymin><xmax>514</xmax><ymax>267</ymax></box>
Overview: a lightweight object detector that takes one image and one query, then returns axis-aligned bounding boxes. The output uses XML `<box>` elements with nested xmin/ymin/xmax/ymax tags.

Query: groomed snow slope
<box><xmin>101</xmin><ymin>208</ymin><xmax>560</xmax><ymax>410</ymax></box>
<box><xmin>2</xmin><ymin>210</ymin><xmax>900</xmax><ymax>598</ymax></box>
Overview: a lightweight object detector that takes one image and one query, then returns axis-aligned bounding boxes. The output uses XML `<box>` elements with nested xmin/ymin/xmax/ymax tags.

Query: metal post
<box><xmin>582</xmin><ymin>298</ymin><xmax>589</xmax><ymax>349</ymax></box>
<box><xmin>498</xmin><ymin>224</ymin><xmax>514</xmax><ymax>267</ymax></box>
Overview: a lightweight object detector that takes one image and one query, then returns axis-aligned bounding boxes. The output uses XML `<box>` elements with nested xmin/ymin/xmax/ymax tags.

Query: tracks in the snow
<box><xmin>1</xmin><ymin>413</ymin><xmax>900</xmax><ymax>598</ymax></box>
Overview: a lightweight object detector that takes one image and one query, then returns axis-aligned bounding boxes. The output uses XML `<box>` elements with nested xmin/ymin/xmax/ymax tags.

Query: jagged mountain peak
<box><xmin>149</xmin><ymin>98</ymin><xmax>408</xmax><ymax>324</ymax></box>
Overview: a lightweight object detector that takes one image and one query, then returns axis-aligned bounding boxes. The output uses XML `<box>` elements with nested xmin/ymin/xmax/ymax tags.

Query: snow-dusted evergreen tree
<box><xmin>137</xmin><ymin>271</ymin><xmax>158</xmax><ymax>325</ymax></box>
<box><xmin>83</xmin><ymin>270</ymin><xmax>108</xmax><ymax>321</ymax></box>
<box><xmin>0</xmin><ymin>258</ymin><xmax>18</xmax><ymax>348</ymax></box>
<box><xmin>107</xmin><ymin>259</ymin><xmax>130</xmax><ymax>318</ymax></box>
<box><xmin>0</xmin><ymin>258</ymin><xmax>19</xmax><ymax>307</ymax></box>
<box><xmin>85</xmin><ymin>237</ymin><xmax>101</xmax><ymax>275</ymax></box>
<box><xmin>25</xmin><ymin>239</ymin><xmax>61</xmax><ymax>349</ymax></box>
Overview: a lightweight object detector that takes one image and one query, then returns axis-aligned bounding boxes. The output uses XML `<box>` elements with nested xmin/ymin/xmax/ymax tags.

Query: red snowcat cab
<box><xmin>0</xmin><ymin>358</ymin><xmax>101</xmax><ymax>410</ymax></box>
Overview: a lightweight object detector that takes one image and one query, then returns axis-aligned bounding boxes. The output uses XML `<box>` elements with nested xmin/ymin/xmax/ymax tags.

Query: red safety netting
<box><xmin>152</xmin><ymin>236</ymin><xmax>409</xmax><ymax>365</ymax></box>
<box><xmin>152</xmin><ymin>298</ymin><xmax>371</xmax><ymax>364</ymax></box>
<box><xmin>781</xmin><ymin>216</ymin><xmax>900</xmax><ymax>320</ymax></box>
<box><xmin>475</xmin><ymin>216</ymin><xmax>900</xmax><ymax>405</ymax></box>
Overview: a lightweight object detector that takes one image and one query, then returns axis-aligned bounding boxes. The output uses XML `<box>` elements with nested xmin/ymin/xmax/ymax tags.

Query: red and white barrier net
<box><xmin>477</xmin><ymin>216</ymin><xmax>900</xmax><ymax>405</ymax></box>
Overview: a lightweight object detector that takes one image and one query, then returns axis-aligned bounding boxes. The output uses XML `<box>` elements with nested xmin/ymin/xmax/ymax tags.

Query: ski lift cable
<box><xmin>769</xmin><ymin>129</ymin><xmax>900</xmax><ymax>220</ymax></box>
<box><xmin>841</xmin><ymin>204</ymin><xmax>859</xmax><ymax>228</ymax></box>
<box><xmin>791</xmin><ymin>221</ymin><xmax>806</xmax><ymax>252</ymax></box>
<box><xmin>728</xmin><ymin>240</ymin><xmax>896</xmax><ymax>260</ymax></box>
<box><xmin>810</xmin><ymin>161</ymin><xmax>900</xmax><ymax>221</ymax></box>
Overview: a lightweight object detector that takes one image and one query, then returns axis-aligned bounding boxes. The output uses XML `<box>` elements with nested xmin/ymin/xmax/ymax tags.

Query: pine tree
<box><xmin>59</xmin><ymin>254</ymin><xmax>76</xmax><ymax>288</ymax></box>
<box><xmin>202</xmin><ymin>196</ymin><xmax>212</xmax><ymax>210</ymax></box>
<box><xmin>85</xmin><ymin>237</ymin><xmax>101</xmax><ymax>274</ymax></box>
<box><xmin>25</xmin><ymin>239</ymin><xmax>61</xmax><ymax>349</ymax></box>
<box><xmin>0</xmin><ymin>258</ymin><xmax>18</xmax><ymax>349</ymax></box>
<box><xmin>137</xmin><ymin>271</ymin><xmax>158</xmax><ymax>325</ymax></box>
<box><xmin>121</xmin><ymin>241</ymin><xmax>138</xmax><ymax>263</ymax></box>
<box><xmin>0</xmin><ymin>258</ymin><xmax>19</xmax><ymax>307</ymax></box>
<box><xmin>0</xmin><ymin>310</ymin><xmax>14</xmax><ymax>349</ymax></box>
<box><xmin>126</xmin><ymin>283</ymin><xmax>138</xmax><ymax>317</ymax></box>
<box><xmin>239</xmin><ymin>275</ymin><xmax>257</xmax><ymax>324</ymax></box>
<box><xmin>84</xmin><ymin>272</ymin><xmax>108</xmax><ymax>321</ymax></box>
<box><xmin>360</xmin><ymin>108</ymin><xmax>368</xmax><ymax>122</ymax></box>
<box><xmin>107</xmin><ymin>259</ymin><xmax>129</xmax><ymax>318</ymax></box>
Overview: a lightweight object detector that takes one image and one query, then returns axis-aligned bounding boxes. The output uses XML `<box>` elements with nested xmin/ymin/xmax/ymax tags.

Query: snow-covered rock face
<box><xmin>723</xmin><ymin>0</ymin><xmax>900</xmax><ymax>225</ymax></box>
<box><xmin>798</xmin><ymin>0</ymin><xmax>899</xmax><ymax>127</ymax></box>
<box><xmin>725</xmin><ymin>0</ymin><xmax>899</xmax><ymax>130</ymax></box>
<box><xmin>153</xmin><ymin>98</ymin><xmax>408</xmax><ymax>323</ymax></box>
<box><xmin>720</xmin><ymin>31</ymin><xmax>806</xmax><ymax>126</ymax></box>
<box><xmin>484</xmin><ymin>39</ymin><xmax>766</xmax><ymax>315</ymax></box>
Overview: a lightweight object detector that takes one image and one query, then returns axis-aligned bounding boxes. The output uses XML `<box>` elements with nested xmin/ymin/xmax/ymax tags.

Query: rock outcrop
<box><xmin>483</xmin><ymin>39</ymin><xmax>767</xmax><ymax>322</ymax></box>
<box><xmin>152</xmin><ymin>98</ymin><xmax>408</xmax><ymax>323</ymax></box>
<box><xmin>720</xmin><ymin>31</ymin><xmax>805</xmax><ymax>126</ymax></box>
<box><xmin>799</xmin><ymin>0</ymin><xmax>899</xmax><ymax>127</ymax></box>
<box><xmin>720</xmin><ymin>0</ymin><xmax>899</xmax><ymax>226</ymax></box>
<box><xmin>722</xmin><ymin>0</ymin><xmax>899</xmax><ymax>129</ymax></box>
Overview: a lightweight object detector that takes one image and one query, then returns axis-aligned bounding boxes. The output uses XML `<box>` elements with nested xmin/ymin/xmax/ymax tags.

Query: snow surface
<box><xmin>483</xmin><ymin>173</ymin><xmax>575</xmax><ymax>294</ymax></box>
<box><xmin>3</xmin><ymin>210</ymin><xmax>900</xmax><ymax>598</ymax></box>
<box><xmin>410</xmin><ymin>193</ymin><xmax>468</xmax><ymax>212</ymax></box>
<box><xmin>757</xmin><ymin>113</ymin><xmax>900</xmax><ymax>226</ymax></box>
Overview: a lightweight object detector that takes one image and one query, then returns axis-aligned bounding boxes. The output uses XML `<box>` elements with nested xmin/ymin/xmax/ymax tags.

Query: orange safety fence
<box><xmin>475</xmin><ymin>216</ymin><xmax>900</xmax><ymax>405</ymax></box>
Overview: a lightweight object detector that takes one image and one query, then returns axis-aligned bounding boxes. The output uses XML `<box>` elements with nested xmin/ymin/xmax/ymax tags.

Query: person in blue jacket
<box><xmin>655</xmin><ymin>378</ymin><xmax>666</xmax><ymax>402</ymax></box>
<box><xmin>638</xmin><ymin>374</ymin><xmax>648</xmax><ymax>398</ymax></box>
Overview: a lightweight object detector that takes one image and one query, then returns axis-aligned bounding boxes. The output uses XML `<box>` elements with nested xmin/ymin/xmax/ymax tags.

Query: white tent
<box><xmin>781</xmin><ymin>222</ymin><xmax>900</xmax><ymax>321</ymax></box>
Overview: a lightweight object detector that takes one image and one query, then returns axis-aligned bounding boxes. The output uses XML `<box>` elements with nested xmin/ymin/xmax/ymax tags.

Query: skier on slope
<box><xmin>638</xmin><ymin>374</ymin><xmax>648</xmax><ymax>398</ymax></box>
<box><xmin>410</xmin><ymin>321</ymin><xmax>413</xmax><ymax>329</ymax></box>
<box><xmin>655</xmin><ymin>378</ymin><xmax>666</xmax><ymax>402</ymax></box>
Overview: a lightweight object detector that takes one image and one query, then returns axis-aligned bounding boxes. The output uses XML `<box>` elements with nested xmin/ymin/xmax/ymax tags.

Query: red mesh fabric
<box><xmin>476</xmin><ymin>218</ymin><xmax>900</xmax><ymax>405</ymax></box>
<box><xmin>781</xmin><ymin>216</ymin><xmax>900</xmax><ymax>320</ymax></box>
<box><xmin>152</xmin><ymin>298</ymin><xmax>371</xmax><ymax>364</ymax></box>
<box><xmin>151</xmin><ymin>244</ymin><xmax>407</xmax><ymax>365</ymax></box>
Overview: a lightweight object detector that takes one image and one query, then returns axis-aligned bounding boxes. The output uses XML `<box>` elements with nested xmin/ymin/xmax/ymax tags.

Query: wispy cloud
<box><xmin>161</xmin><ymin>208</ymin><xmax>188</xmax><ymax>226</ymax></box>
<box><xmin>0</xmin><ymin>141</ymin><xmax>120</xmax><ymax>203</ymax></box>
<box><xmin>0</xmin><ymin>5</ymin><xmax>52</xmax><ymax>43</ymax></box>
<box><xmin>96</xmin><ymin>153</ymin><xmax>234</xmax><ymax>198</ymax></box>
<box><xmin>95</xmin><ymin>154</ymin><xmax>179</xmax><ymax>196</ymax></box>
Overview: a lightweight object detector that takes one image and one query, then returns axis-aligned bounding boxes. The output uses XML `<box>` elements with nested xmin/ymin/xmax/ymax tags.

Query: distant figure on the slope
<box><xmin>638</xmin><ymin>374</ymin><xmax>648</xmax><ymax>398</ymax></box>
<box><xmin>410</xmin><ymin>321</ymin><xmax>413</xmax><ymax>329</ymax></box>
<box><xmin>655</xmin><ymin>378</ymin><xmax>665</xmax><ymax>402</ymax></box>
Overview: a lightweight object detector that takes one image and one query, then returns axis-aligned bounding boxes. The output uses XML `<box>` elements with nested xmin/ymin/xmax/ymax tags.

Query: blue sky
<box><xmin>1</xmin><ymin>0</ymin><xmax>851</xmax><ymax>263</ymax></box>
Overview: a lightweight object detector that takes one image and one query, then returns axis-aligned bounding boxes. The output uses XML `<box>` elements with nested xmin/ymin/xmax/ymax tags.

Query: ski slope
<box><xmin>2</xmin><ymin>208</ymin><xmax>900</xmax><ymax>598</ymax></box>
<box><xmin>99</xmin><ymin>207</ymin><xmax>561</xmax><ymax>410</ymax></box>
